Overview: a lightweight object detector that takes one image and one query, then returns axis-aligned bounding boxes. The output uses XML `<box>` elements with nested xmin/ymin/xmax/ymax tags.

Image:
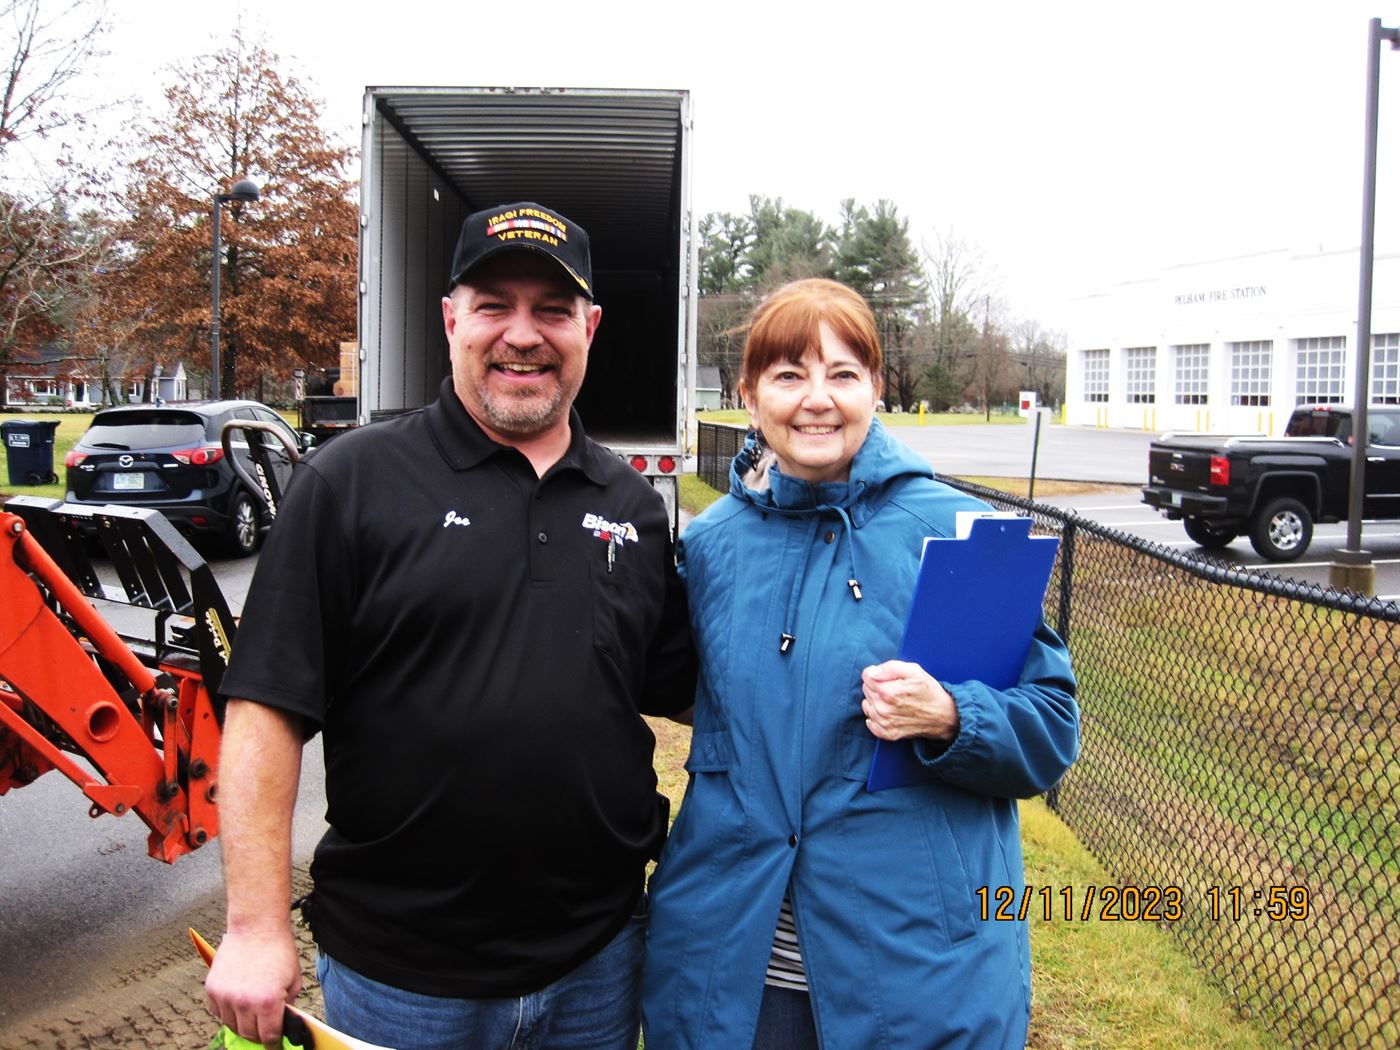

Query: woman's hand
<box><xmin>861</xmin><ymin>660</ymin><xmax>960</xmax><ymax>742</ymax></box>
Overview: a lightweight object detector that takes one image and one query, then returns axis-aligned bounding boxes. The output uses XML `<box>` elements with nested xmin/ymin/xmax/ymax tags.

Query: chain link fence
<box><xmin>695</xmin><ymin>423</ymin><xmax>1397</xmax><ymax>1047</ymax></box>
<box><xmin>696</xmin><ymin>420</ymin><xmax>749</xmax><ymax>492</ymax></box>
<box><xmin>941</xmin><ymin>475</ymin><xmax>1399</xmax><ymax>1050</ymax></box>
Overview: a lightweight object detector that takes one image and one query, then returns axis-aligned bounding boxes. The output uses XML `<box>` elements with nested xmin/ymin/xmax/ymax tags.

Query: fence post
<box><xmin>1043</xmin><ymin>520</ymin><xmax>1076</xmax><ymax>813</ymax></box>
<box><xmin>1057</xmin><ymin>521</ymin><xmax>1075</xmax><ymax>646</ymax></box>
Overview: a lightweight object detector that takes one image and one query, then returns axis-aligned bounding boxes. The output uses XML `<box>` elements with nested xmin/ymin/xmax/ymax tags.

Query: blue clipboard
<box><xmin>866</xmin><ymin>515</ymin><xmax>1059</xmax><ymax>792</ymax></box>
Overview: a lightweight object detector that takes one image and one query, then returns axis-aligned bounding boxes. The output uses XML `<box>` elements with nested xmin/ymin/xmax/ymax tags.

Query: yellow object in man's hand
<box><xmin>208</xmin><ymin>1024</ymin><xmax>306</xmax><ymax>1050</ymax></box>
<box><xmin>190</xmin><ymin>929</ymin><xmax>395</xmax><ymax>1050</ymax></box>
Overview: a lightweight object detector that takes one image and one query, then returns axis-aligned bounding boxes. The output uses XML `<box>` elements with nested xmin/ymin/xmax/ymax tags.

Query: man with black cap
<box><xmin>205</xmin><ymin>202</ymin><xmax>695</xmax><ymax>1050</ymax></box>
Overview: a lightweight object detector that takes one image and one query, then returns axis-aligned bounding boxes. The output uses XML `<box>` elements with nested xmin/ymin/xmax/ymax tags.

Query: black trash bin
<box><xmin>2</xmin><ymin>419</ymin><xmax>61</xmax><ymax>485</ymax></box>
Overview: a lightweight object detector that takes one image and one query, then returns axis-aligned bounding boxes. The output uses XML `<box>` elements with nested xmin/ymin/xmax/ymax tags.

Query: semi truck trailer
<box><xmin>358</xmin><ymin>86</ymin><xmax>697</xmax><ymax>524</ymax></box>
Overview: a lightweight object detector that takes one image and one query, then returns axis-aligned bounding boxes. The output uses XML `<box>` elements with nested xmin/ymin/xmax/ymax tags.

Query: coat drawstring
<box><xmin>778</xmin><ymin>517</ymin><xmax>821</xmax><ymax>653</ymax></box>
<box><xmin>778</xmin><ymin>504</ymin><xmax>864</xmax><ymax>653</ymax></box>
<box><xmin>834</xmin><ymin>504</ymin><xmax>863</xmax><ymax>602</ymax></box>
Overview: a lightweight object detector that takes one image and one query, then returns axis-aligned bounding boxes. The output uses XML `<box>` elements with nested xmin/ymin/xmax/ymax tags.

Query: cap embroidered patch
<box><xmin>449</xmin><ymin>200</ymin><xmax>593</xmax><ymax>298</ymax></box>
<box><xmin>486</xmin><ymin>208</ymin><xmax>568</xmax><ymax>244</ymax></box>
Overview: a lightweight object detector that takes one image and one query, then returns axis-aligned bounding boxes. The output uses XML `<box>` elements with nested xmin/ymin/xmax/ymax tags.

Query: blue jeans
<box><xmin>751</xmin><ymin>985</ymin><xmax>820</xmax><ymax>1050</ymax></box>
<box><xmin>315</xmin><ymin>901</ymin><xmax>646</xmax><ymax>1050</ymax></box>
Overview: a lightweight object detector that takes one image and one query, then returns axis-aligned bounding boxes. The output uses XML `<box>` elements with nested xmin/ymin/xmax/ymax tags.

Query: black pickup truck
<box><xmin>297</xmin><ymin>367</ymin><xmax>359</xmax><ymax>447</ymax></box>
<box><xmin>1141</xmin><ymin>405</ymin><xmax>1400</xmax><ymax>561</ymax></box>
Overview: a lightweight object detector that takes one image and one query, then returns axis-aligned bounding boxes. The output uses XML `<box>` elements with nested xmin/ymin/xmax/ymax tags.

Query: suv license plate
<box><xmin>114</xmin><ymin>472</ymin><xmax>144</xmax><ymax>491</ymax></box>
<box><xmin>1166</xmin><ymin>491</ymin><xmax>1181</xmax><ymax>507</ymax></box>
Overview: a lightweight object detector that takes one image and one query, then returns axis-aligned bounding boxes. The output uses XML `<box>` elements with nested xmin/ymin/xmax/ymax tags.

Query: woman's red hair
<box><xmin>740</xmin><ymin>278</ymin><xmax>883</xmax><ymax>395</ymax></box>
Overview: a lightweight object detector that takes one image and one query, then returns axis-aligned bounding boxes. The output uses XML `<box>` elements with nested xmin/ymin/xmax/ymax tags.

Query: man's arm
<box><xmin>204</xmin><ymin>699</ymin><xmax>305</xmax><ymax>1048</ymax></box>
<box><xmin>637</xmin><ymin>526</ymin><xmax>698</xmax><ymax>721</ymax></box>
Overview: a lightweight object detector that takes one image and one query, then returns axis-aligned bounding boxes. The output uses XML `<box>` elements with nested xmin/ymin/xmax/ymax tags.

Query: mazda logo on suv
<box><xmin>119</xmin><ymin>455</ymin><xmax>134</xmax><ymax>468</ymax></box>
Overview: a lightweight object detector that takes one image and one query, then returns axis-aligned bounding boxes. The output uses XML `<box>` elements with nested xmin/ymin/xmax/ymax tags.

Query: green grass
<box><xmin>1020</xmin><ymin>799</ymin><xmax>1273</xmax><ymax>1049</ymax></box>
<box><xmin>1041</xmin><ymin>541</ymin><xmax>1398</xmax><ymax>1047</ymax></box>
<box><xmin>679</xmin><ymin>473</ymin><xmax>725</xmax><ymax>516</ymax></box>
<box><xmin>953</xmin><ymin>477</ymin><xmax>1136</xmax><ymax>499</ymax></box>
<box><xmin>0</xmin><ymin>412</ymin><xmax>92</xmax><ymax>501</ymax></box>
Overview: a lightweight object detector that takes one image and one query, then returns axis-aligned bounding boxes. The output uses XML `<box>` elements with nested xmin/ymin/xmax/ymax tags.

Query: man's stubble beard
<box><xmin>476</xmin><ymin>380</ymin><xmax>570</xmax><ymax>436</ymax></box>
<box><xmin>468</xmin><ymin>346</ymin><xmax>583</xmax><ymax>438</ymax></box>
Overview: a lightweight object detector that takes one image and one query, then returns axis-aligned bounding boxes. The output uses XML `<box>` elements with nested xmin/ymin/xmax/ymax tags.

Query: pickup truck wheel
<box><xmin>1248</xmin><ymin>497</ymin><xmax>1313</xmax><ymax>562</ymax></box>
<box><xmin>1182</xmin><ymin>517</ymin><xmax>1238</xmax><ymax>549</ymax></box>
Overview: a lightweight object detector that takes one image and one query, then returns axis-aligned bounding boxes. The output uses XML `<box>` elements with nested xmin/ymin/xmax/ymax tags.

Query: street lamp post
<box><xmin>1331</xmin><ymin>19</ymin><xmax>1399</xmax><ymax>596</ymax></box>
<box><xmin>210</xmin><ymin>178</ymin><xmax>261</xmax><ymax>400</ymax></box>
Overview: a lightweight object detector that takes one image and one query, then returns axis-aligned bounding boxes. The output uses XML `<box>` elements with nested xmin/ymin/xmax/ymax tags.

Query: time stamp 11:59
<box><xmin>975</xmin><ymin>885</ymin><xmax>1312</xmax><ymax>923</ymax></box>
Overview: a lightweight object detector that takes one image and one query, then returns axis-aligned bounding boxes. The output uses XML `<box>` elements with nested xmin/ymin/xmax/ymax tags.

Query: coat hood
<box><xmin>728</xmin><ymin>418</ymin><xmax>934</xmax><ymax>527</ymax></box>
<box><xmin>725</xmin><ymin>418</ymin><xmax>937</xmax><ymax>651</ymax></box>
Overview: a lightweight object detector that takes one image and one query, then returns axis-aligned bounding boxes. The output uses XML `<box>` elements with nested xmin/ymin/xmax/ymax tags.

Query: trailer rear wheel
<box><xmin>1182</xmin><ymin>517</ymin><xmax>1238</xmax><ymax>549</ymax></box>
<box><xmin>1248</xmin><ymin>497</ymin><xmax>1313</xmax><ymax>562</ymax></box>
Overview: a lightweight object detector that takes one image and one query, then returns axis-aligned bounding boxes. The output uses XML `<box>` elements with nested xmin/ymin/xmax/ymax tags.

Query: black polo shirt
<box><xmin>220</xmin><ymin>378</ymin><xmax>694</xmax><ymax>997</ymax></box>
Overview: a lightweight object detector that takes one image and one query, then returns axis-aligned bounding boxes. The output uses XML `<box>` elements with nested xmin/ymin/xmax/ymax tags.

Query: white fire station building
<box><xmin>1064</xmin><ymin>247</ymin><xmax>1400</xmax><ymax>435</ymax></box>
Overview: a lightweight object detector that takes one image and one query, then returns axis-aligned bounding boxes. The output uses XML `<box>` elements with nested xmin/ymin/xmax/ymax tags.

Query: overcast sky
<box><xmin>82</xmin><ymin>0</ymin><xmax>1400</xmax><ymax>331</ymax></box>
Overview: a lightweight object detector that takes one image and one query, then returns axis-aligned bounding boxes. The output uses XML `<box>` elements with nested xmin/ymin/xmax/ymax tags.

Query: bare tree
<box><xmin>919</xmin><ymin>228</ymin><xmax>993</xmax><ymax>409</ymax></box>
<box><xmin>923</xmin><ymin>228</ymin><xmax>984</xmax><ymax>347</ymax></box>
<box><xmin>697</xmin><ymin>293</ymin><xmax>750</xmax><ymax>406</ymax></box>
<box><xmin>0</xmin><ymin>0</ymin><xmax>111</xmax><ymax>406</ymax></box>
<box><xmin>0</xmin><ymin>0</ymin><xmax>108</xmax><ymax>159</ymax></box>
<box><xmin>971</xmin><ymin>323</ymin><xmax>1017</xmax><ymax>422</ymax></box>
<box><xmin>1011</xmin><ymin>318</ymin><xmax>1067</xmax><ymax>407</ymax></box>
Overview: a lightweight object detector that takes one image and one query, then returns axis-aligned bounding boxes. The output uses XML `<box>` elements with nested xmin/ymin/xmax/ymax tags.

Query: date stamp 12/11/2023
<box><xmin>976</xmin><ymin>885</ymin><xmax>1312</xmax><ymax>924</ymax></box>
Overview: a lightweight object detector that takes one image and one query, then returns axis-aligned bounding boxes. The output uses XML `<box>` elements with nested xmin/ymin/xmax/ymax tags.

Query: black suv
<box><xmin>64</xmin><ymin>400</ymin><xmax>306</xmax><ymax>556</ymax></box>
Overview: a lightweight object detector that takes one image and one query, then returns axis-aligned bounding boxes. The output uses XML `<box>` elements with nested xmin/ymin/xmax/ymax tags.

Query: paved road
<box><xmin>885</xmin><ymin>420</ymin><xmax>1400</xmax><ymax>603</ymax></box>
<box><xmin>886</xmin><ymin>418</ymin><xmax>1153</xmax><ymax>484</ymax></box>
<box><xmin>884</xmin><ymin>417</ymin><xmax>1400</xmax><ymax>599</ymax></box>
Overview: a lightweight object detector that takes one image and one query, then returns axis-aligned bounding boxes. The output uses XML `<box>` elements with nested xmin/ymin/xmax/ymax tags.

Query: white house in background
<box><xmin>695</xmin><ymin>366</ymin><xmax>722</xmax><ymax>411</ymax></box>
<box><xmin>6</xmin><ymin>344</ymin><xmax>101</xmax><ymax>406</ymax></box>
<box><xmin>148</xmin><ymin>361</ymin><xmax>189</xmax><ymax>403</ymax></box>
<box><xmin>1064</xmin><ymin>248</ymin><xmax>1400</xmax><ymax>436</ymax></box>
<box><xmin>5</xmin><ymin>346</ymin><xmax>191</xmax><ymax>407</ymax></box>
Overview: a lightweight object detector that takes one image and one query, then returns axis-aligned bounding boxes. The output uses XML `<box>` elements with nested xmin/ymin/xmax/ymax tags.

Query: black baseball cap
<box><xmin>448</xmin><ymin>201</ymin><xmax>593</xmax><ymax>299</ymax></box>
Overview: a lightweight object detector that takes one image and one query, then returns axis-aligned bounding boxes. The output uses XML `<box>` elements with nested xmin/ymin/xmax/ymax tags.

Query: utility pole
<box><xmin>1331</xmin><ymin>18</ymin><xmax>1400</xmax><ymax>596</ymax></box>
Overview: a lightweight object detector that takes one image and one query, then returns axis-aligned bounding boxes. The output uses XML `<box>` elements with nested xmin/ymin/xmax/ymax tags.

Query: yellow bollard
<box><xmin>919</xmin><ymin>403</ymin><xmax>925</xmax><ymax>426</ymax></box>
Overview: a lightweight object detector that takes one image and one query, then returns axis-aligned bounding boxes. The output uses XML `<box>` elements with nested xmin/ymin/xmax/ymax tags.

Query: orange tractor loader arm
<box><xmin>0</xmin><ymin>501</ymin><xmax>231</xmax><ymax>862</ymax></box>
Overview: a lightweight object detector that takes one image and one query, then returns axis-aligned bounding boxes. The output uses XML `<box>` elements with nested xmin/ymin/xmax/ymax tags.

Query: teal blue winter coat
<box><xmin>641</xmin><ymin>421</ymin><xmax>1079</xmax><ymax>1049</ymax></box>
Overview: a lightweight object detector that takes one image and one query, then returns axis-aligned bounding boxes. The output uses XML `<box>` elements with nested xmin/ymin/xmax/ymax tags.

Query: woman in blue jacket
<box><xmin>641</xmin><ymin>279</ymin><xmax>1079</xmax><ymax>1049</ymax></box>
